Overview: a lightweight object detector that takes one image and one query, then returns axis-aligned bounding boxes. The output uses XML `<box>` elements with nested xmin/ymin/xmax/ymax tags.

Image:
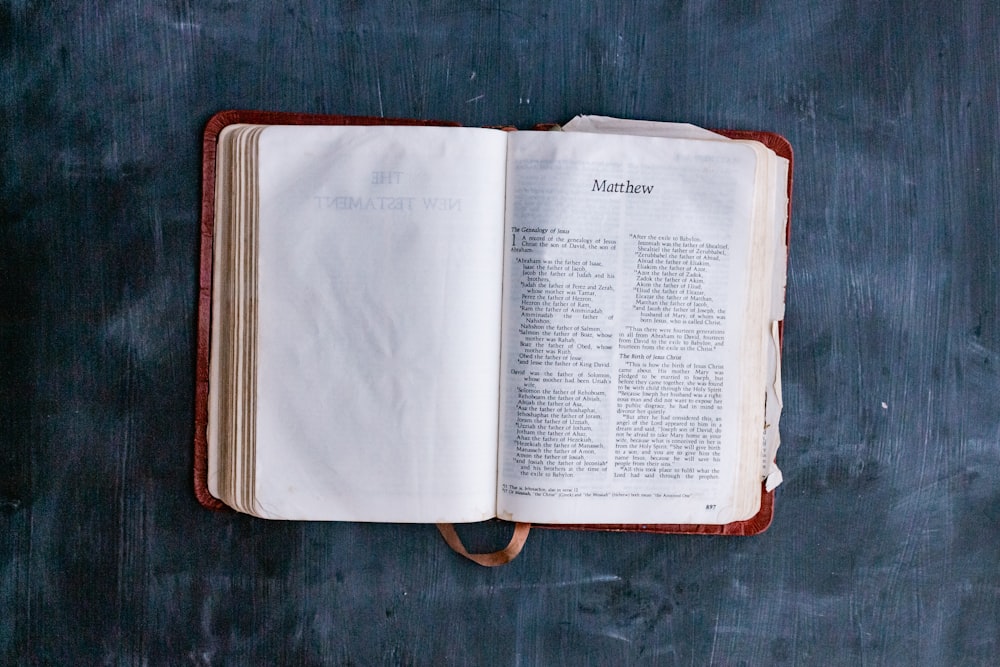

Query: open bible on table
<box><xmin>194</xmin><ymin>111</ymin><xmax>792</xmax><ymax>566</ymax></box>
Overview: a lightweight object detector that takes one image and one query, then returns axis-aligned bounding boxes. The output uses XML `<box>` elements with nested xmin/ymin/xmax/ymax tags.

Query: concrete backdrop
<box><xmin>2</xmin><ymin>2</ymin><xmax>998</xmax><ymax>664</ymax></box>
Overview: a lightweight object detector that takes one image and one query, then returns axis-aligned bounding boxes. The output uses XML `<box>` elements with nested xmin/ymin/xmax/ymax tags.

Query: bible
<box><xmin>194</xmin><ymin>111</ymin><xmax>791</xmax><ymax>555</ymax></box>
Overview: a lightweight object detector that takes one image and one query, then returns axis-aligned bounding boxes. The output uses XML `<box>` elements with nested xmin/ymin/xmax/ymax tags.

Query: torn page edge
<box><xmin>763</xmin><ymin>320</ymin><xmax>783</xmax><ymax>491</ymax></box>
<box><xmin>770</xmin><ymin>157</ymin><xmax>789</xmax><ymax>321</ymax></box>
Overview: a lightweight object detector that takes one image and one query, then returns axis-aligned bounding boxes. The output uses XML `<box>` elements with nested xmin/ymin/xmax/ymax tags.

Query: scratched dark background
<box><xmin>2</xmin><ymin>1</ymin><xmax>999</xmax><ymax>664</ymax></box>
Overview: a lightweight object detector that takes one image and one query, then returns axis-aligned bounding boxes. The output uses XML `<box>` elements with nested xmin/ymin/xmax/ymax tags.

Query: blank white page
<box><xmin>252</xmin><ymin>125</ymin><xmax>508</xmax><ymax>522</ymax></box>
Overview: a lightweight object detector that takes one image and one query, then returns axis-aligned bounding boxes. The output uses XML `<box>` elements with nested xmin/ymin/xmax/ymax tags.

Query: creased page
<box><xmin>562</xmin><ymin>115</ymin><xmax>727</xmax><ymax>141</ymax></box>
<box><xmin>497</xmin><ymin>130</ymin><xmax>760</xmax><ymax>525</ymax></box>
<box><xmin>253</xmin><ymin>125</ymin><xmax>507</xmax><ymax>522</ymax></box>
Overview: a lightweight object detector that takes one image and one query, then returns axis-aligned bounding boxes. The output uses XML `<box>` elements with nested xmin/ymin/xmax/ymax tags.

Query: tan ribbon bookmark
<box><xmin>436</xmin><ymin>522</ymin><xmax>531</xmax><ymax>566</ymax></box>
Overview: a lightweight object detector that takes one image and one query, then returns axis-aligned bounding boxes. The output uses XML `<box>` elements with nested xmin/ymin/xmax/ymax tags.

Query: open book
<box><xmin>196</xmin><ymin>112</ymin><xmax>790</xmax><ymax>537</ymax></box>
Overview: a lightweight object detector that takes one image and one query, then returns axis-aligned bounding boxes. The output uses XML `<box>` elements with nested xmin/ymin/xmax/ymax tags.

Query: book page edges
<box><xmin>193</xmin><ymin>111</ymin><xmax>463</xmax><ymax>511</ymax></box>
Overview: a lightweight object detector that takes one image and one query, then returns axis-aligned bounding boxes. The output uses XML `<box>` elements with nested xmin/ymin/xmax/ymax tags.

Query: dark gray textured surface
<box><xmin>2</xmin><ymin>1</ymin><xmax>998</xmax><ymax>664</ymax></box>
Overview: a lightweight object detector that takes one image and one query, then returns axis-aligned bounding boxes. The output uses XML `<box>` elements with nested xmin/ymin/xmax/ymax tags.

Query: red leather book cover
<box><xmin>194</xmin><ymin>111</ymin><xmax>792</xmax><ymax>537</ymax></box>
